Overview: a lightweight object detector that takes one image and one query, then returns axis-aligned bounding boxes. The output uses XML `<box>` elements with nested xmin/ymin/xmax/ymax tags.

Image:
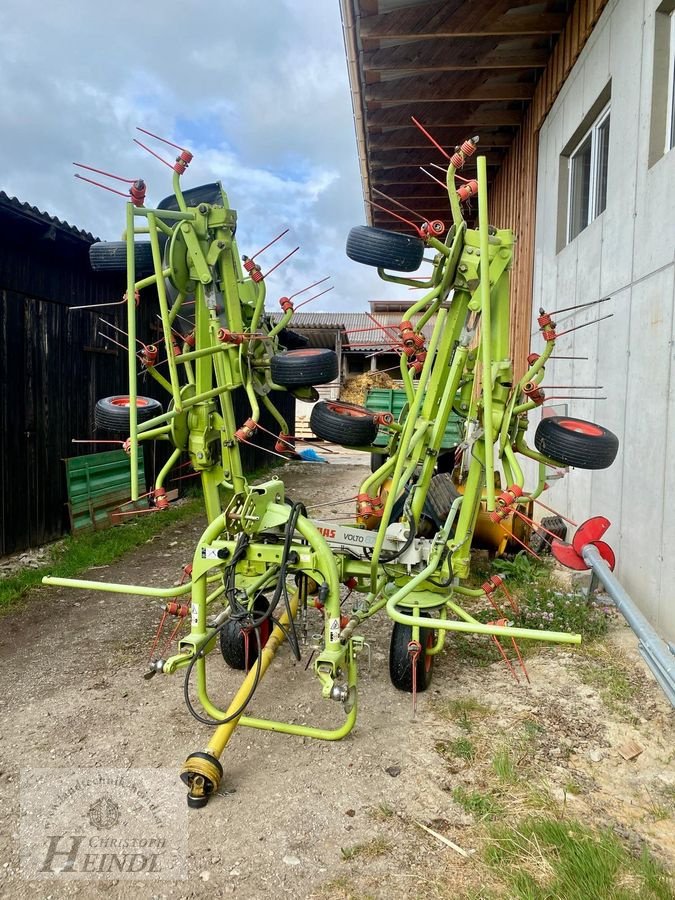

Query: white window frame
<box><xmin>665</xmin><ymin>11</ymin><xmax>675</xmax><ymax>151</ymax></box>
<box><xmin>566</xmin><ymin>103</ymin><xmax>611</xmax><ymax>244</ymax></box>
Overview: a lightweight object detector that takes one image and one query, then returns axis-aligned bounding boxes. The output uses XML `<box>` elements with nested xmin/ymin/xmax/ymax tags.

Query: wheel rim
<box><xmin>326</xmin><ymin>402</ymin><xmax>371</xmax><ymax>419</ymax></box>
<box><xmin>111</xmin><ymin>396</ymin><xmax>150</xmax><ymax>408</ymax></box>
<box><xmin>289</xmin><ymin>349</ymin><xmax>327</xmax><ymax>357</ymax></box>
<box><xmin>558</xmin><ymin>419</ymin><xmax>603</xmax><ymax>437</ymax></box>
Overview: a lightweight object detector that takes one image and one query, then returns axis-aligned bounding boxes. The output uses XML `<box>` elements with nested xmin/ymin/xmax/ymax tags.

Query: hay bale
<box><xmin>339</xmin><ymin>371</ymin><xmax>395</xmax><ymax>405</ymax></box>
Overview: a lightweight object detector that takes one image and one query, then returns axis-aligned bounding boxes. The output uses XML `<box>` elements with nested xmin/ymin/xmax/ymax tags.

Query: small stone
<box><xmin>283</xmin><ymin>855</ymin><xmax>301</xmax><ymax>866</ymax></box>
<box><xmin>199</xmin><ymin>871</ymin><xmax>210</xmax><ymax>882</ymax></box>
<box><xmin>345</xmin><ymin>809</ymin><xmax>355</xmax><ymax>817</ymax></box>
<box><xmin>385</xmin><ymin>765</ymin><xmax>401</xmax><ymax>777</ymax></box>
<box><xmin>588</xmin><ymin>749</ymin><xmax>604</xmax><ymax>763</ymax></box>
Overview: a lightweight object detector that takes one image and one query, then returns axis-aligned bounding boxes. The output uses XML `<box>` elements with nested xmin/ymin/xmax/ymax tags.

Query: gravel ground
<box><xmin>0</xmin><ymin>454</ymin><xmax>673</xmax><ymax>899</ymax></box>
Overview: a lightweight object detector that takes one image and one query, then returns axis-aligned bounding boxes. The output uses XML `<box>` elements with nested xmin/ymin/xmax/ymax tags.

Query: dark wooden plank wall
<box><xmin>0</xmin><ymin>212</ymin><xmax>294</xmax><ymax>556</ymax></box>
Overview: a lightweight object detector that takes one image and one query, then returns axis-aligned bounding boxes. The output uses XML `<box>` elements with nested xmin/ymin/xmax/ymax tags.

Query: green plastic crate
<box><xmin>365</xmin><ymin>388</ymin><xmax>463</xmax><ymax>449</ymax></box>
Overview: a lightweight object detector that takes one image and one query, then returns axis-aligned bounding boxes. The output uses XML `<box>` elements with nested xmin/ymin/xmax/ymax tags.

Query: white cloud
<box><xmin>0</xmin><ymin>0</ymin><xmax>417</xmax><ymax>310</ymax></box>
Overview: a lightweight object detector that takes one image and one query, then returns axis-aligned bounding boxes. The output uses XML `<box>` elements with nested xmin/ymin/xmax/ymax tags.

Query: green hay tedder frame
<box><xmin>44</xmin><ymin>128</ymin><xmax>619</xmax><ymax>806</ymax></box>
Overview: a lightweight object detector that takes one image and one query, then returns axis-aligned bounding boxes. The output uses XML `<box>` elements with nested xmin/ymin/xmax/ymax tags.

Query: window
<box><xmin>649</xmin><ymin>2</ymin><xmax>675</xmax><ymax>166</ymax></box>
<box><xmin>566</xmin><ymin>104</ymin><xmax>610</xmax><ymax>244</ymax></box>
<box><xmin>666</xmin><ymin>11</ymin><xmax>675</xmax><ymax>151</ymax></box>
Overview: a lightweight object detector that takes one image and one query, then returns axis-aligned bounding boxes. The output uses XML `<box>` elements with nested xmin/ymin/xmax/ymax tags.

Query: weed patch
<box><xmin>452</xmin><ymin>786</ymin><xmax>503</xmax><ymax>821</ymax></box>
<box><xmin>492</xmin><ymin>748</ymin><xmax>518</xmax><ymax>784</ymax></box>
<box><xmin>433</xmin><ymin>697</ymin><xmax>493</xmax><ymax>732</ymax></box>
<box><xmin>341</xmin><ymin>837</ymin><xmax>392</xmax><ymax>861</ymax></box>
<box><xmin>483</xmin><ymin>817</ymin><xmax>674</xmax><ymax>899</ymax></box>
<box><xmin>0</xmin><ymin>497</ymin><xmax>203</xmax><ymax>612</ymax></box>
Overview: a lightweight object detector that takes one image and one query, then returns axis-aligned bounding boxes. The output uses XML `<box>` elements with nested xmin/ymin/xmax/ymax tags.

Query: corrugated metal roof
<box><xmin>269</xmin><ymin>310</ymin><xmax>435</xmax><ymax>352</ymax></box>
<box><xmin>0</xmin><ymin>191</ymin><xmax>97</xmax><ymax>242</ymax></box>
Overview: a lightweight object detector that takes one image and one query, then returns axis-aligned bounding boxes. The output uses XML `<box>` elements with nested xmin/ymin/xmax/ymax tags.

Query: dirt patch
<box><xmin>0</xmin><ymin>455</ymin><xmax>673</xmax><ymax>898</ymax></box>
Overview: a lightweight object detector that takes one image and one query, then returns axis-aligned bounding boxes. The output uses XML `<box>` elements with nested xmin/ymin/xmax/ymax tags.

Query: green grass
<box><xmin>367</xmin><ymin>802</ymin><xmax>395</xmax><ymax>821</ymax></box>
<box><xmin>434</xmin><ymin>697</ymin><xmax>493</xmax><ymax>733</ymax></box>
<box><xmin>451</xmin><ymin>737</ymin><xmax>477</xmax><ymax>761</ymax></box>
<box><xmin>484</xmin><ymin>817</ymin><xmax>674</xmax><ymax>900</ymax></box>
<box><xmin>492</xmin><ymin>748</ymin><xmax>518</xmax><ymax>784</ymax></box>
<box><xmin>493</xmin><ymin>551</ymin><xmax>550</xmax><ymax>586</ymax></box>
<box><xmin>452</xmin><ymin>786</ymin><xmax>503</xmax><ymax>821</ymax></box>
<box><xmin>0</xmin><ymin>497</ymin><xmax>204</xmax><ymax>612</ymax></box>
<box><xmin>340</xmin><ymin>838</ymin><xmax>392</xmax><ymax>861</ymax></box>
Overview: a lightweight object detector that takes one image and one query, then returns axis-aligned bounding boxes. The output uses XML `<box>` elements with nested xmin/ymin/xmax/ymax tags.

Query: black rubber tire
<box><xmin>219</xmin><ymin>596</ymin><xmax>271</xmax><ymax>670</ymax></box>
<box><xmin>270</xmin><ymin>349</ymin><xmax>338</xmax><ymax>387</ymax></box>
<box><xmin>534</xmin><ymin>416</ymin><xmax>618</xmax><ymax>470</ymax></box>
<box><xmin>310</xmin><ymin>401</ymin><xmax>379</xmax><ymax>447</ymax></box>
<box><xmin>346</xmin><ymin>226</ymin><xmax>424</xmax><ymax>272</ymax></box>
<box><xmin>370</xmin><ymin>452</ymin><xmax>387</xmax><ymax>472</ymax></box>
<box><xmin>389</xmin><ymin>614</ymin><xmax>435</xmax><ymax>693</ymax></box>
<box><xmin>276</xmin><ymin>327</ymin><xmax>310</xmax><ymax>351</ymax></box>
<box><xmin>158</xmin><ymin>182</ymin><xmax>225</xmax><ymax>211</ymax></box>
<box><xmin>89</xmin><ymin>241</ymin><xmax>155</xmax><ymax>277</ymax></box>
<box><xmin>436</xmin><ymin>450</ymin><xmax>457</xmax><ymax>474</ymax></box>
<box><xmin>94</xmin><ymin>395</ymin><xmax>162</xmax><ymax>431</ymax></box>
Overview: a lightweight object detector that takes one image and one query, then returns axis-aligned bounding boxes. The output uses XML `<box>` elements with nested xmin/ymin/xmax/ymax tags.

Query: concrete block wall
<box><xmin>532</xmin><ymin>0</ymin><xmax>675</xmax><ymax>639</ymax></box>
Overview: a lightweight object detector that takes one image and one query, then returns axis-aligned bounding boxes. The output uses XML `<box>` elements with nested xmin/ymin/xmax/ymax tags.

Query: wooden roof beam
<box><xmin>360</xmin><ymin>0</ymin><xmax>567</xmax><ymax>40</ymax></box>
<box><xmin>368</xmin><ymin>103</ymin><xmax>525</xmax><ymax>128</ymax></box>
<box><xmin>367</xmin><ymin>127</ymin><xmax>516</xmax><ymax>151</ymax></box>
<box><xmin>362</xmin><ymin>37</ymin><xmax>551</xmax><ymax>73</ymax></box>
<box><xmin>365</xmin><ymin>73</ymin><xmax>535</xmax><ymax>103</ymax></box>
<box><xmin>372</xmin><ymin>165</ymin><xmax>500</xmax><ymax>185</ymax></box>
<box><xmin>369</xmin><ymin>149</ymin><xmax>504</xmax><ymax>169</ymax></box>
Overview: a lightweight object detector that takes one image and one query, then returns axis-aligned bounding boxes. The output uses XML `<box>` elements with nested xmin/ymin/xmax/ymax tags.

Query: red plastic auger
<box><xmin>551</xmin><ymin>516</ymin><xmax>615</xmax><ymax>571</ymax></box>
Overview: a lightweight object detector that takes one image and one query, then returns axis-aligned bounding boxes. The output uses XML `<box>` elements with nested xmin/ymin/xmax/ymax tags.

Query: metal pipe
<box><xmin>582</xmin><ymin>544</ymin><xmax>675</xmax><ymax>707</ymax></box>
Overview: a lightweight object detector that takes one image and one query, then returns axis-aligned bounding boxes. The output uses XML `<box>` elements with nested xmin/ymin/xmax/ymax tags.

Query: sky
<box><xmin>0</xmin><ymin>0</ymin><xmax>403</xmax><ymax>311</ymax></box>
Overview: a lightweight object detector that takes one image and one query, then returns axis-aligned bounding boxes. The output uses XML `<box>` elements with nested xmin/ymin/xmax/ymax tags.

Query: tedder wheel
<box><xmin>346</xmin><ymin>225</ymin><xmax>424</xmax><ymax>272</ymax></box>
<box><xmin>534</xmin><ymin>416</ymin><xmax>618</xmax><ymax>470</ymax></box>
<box><xmin>89</xmin><ymin>241</ymin><xmax>155</xmax><ymax>277</ymax></box>
<box><xmin>389</xmin><ymin>613</ymin><xmax>436</xmax><ymax>693</ymax></box>
<box><xmin>219</xmin><ymin>595</ymin><xmax>271</xmax><ymax>670</ymax></box>
<box><xmin>270</xmin><ymin>348</ymin><xmax>339</xmax><ymax>387</ymax></box>
<box><xmin>94</xmin><ymin>395</ymin><xmax>162</xmax><ymax>431</ymax></box>
<box><xmin>310</xmin><ymin>401</ymin><xmax>379</xmax><ymax>447</ymax></box>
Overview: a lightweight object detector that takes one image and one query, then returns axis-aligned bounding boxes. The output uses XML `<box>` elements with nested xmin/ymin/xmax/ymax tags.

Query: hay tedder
<box><xmin>44</xmin><ymin>125</ymin><xmax>620</xmax><ymax>806</ymax></box>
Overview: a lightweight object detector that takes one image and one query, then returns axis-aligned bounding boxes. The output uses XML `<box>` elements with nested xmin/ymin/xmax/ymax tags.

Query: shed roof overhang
<box><xmin>340</xmin><ymin>0</ymin><xmax>573</xmax><ymax>231</ymax></box>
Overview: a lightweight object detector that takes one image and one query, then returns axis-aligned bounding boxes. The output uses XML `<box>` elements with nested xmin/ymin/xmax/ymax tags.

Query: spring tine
<box><xmin>133</xmin><ymin>138</ymin><xmax>174</xmax><ymax>170</ymax></box>
<box><xmin>249</xmin><ymin>228</ymin><xmax>290</xmax><ymax>260</ymax></box>
<box><xmin>294</xmin><ymin>285</ymin><xmax>334</xmax><ymax>311</ymax></box>
<box><xmin>365</xmin><ymin>198</ymin><xmax>419</xmax><ymax>232</ymax></box>
<box><xmin>533</xmin><ymin>498</ymin><xmax>578</xmax><ymax>528</ymax></box>
<box><xmin>69</xmin><ymin>297</ymin><xmax>127</xmax><ymax>312</ymax></box>
<box><xmin>288</xmin><ymin>276</ymin><xmax>330</xmax><ymax>301</ymax></box>
<box><xmin>419</xmin><ymin>166</ymin><xmax>449</xmax><ymax>190</ymax></box>
<box><xmin>411</xmin><ymin>117</ymin><xmax>451</xmax><ymax>160</ymax></box>
<box><xmin>373</xmin><ymin>188</ymin><xmax>426</xmax><ymax>222</ymax></box>
<box><xmin>136</xmin><ymin>126</ymin><xmax>187</xmax><ymax>153</ymax></box>
<box><xmin>73</xmin><ymin>162</ymin><xmax>136</xmax><ymax>184</ymax></box>
<box><xmin>548</xmin><ymin>296</ymin><xmax>610</xmax><ymax>316</ymax></box>
<box><xmin>554</xmin><ymin>313</ymin><xmax>614</xmax><ymax>339</ymax></box>
<box><xmin>262</xmin><ymin>247</ymin><xmax>299</xmax><ymax>280</ymax></box>
<box><xmin>74</xmin><ymin>173</ymin><xmax>129</xmax><ymax>198</ymax></box>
